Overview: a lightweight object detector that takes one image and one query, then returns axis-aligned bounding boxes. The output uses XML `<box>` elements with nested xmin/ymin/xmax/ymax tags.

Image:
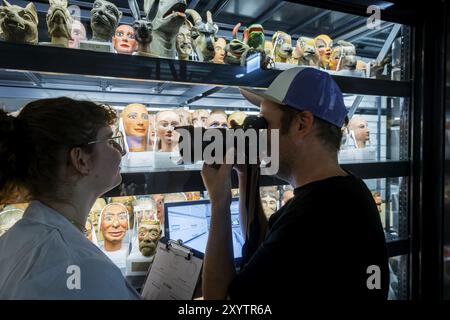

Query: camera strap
<box><xmin>241</xmin><ymin>164</ymin><xmax>265</xmax><ymax>267</ymax></box>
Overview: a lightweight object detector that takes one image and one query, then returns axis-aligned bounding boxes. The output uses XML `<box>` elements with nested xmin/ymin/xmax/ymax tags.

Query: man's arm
<box><xmin>201</xmin><ymin>163</ymin><xmax>236</xmax><ymax>299</ymax></box>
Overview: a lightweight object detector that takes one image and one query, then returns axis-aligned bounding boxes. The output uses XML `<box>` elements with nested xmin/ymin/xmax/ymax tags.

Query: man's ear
<box><xmin>296</xmin><ymin>111</ymin><xmax>315</xmax><ymax>137</ymax></box>
<box><xmin>69</xmin><ymin>147</ymin><xmax>92</xmax><ymax>176</ymax></box>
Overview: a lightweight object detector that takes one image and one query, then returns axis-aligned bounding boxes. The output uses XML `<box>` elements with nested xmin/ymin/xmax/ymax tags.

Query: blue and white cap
<box><xmin>240</xmin><ymin>67</ymin><xmax>348</xmax><ymax>128</ymax></box>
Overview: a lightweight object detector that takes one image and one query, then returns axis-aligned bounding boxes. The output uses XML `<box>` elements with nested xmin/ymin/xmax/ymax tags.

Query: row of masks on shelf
<box><xmin>119</xmin><ymin>103</ymin><xmax>247</xmax><ymax>153</ymax></box>
<box><xmin>0</xmin><ymin>0</ymin><xmax>218</xmax><ymax>59</ymax></box>
<box><xmin>0</xmin><ymin>0</ymin><xmax>372</xmax><ymax>71</ymax></box>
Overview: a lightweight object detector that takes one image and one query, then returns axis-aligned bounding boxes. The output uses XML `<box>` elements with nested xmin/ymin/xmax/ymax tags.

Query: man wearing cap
<box><xmin>201</xmin><ymin>67</ymin><xmax>389</xmax><ymax>300</ymax></box>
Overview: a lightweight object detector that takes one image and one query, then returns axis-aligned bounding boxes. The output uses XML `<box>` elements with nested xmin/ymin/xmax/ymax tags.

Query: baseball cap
<box><xmin>240</xmin><ymin>67</ymin><xmax>348</xmax><ymax>128</ymax></box>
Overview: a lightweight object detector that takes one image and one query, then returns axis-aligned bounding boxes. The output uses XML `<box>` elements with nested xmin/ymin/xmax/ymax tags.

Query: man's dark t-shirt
<box><xmin>228</xmin><ymin>173</ymin><xmax>389</xmax><ymax>300</ymax></box>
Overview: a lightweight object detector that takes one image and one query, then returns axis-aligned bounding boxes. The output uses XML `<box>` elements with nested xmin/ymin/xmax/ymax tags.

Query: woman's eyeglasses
<box><xmin>85</xmin><ymin>132</ymin><xmax>126</xmax><ymax>156</ymax></box>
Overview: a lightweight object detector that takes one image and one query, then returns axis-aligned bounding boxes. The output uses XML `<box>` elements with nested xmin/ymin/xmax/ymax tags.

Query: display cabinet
<box><xmin>0</xmin><ymin>0</ymin><xmax>437</xmax><ymax>300</ymax></box>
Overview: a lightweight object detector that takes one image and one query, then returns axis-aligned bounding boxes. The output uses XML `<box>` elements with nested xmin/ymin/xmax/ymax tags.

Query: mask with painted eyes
<box><xmin>113</xmin><ymin>24</ymin><xmax>137</xmax><ymax>54</ymax></box>
<box><xmin>156</xmin><ymin>110</ymin><xmax>181</xmax><ymax>152</ymax></box>
<box><xmin>99</xmin><ymin>203</ymin><xmax>129</xmax><ymax>252</ymax></box>
<box><xmin>212</xmin><ymin>37</ymin><xmax>226</xmax><ymax>64</ymax></box>
<box><xmin>206</xmin><ymin>112</ymin><xmax>228</xmax><ymax>129</ymax></box>
<box><xmin>122</xmin><ymin>103</ymin><xmax>149</xmax><ymax>152</ymax></box>
<box><xmin>271</xmin><ymin>31</ymin><xmax>293</xmax><ymax>62</ymax></box>
<box><xmin>314</xmin><ymin>34</ymin><xmax>333</xmax><ymax>69</ymax></box>
<box><xmin>192</xmin><ymin>109</ymin><xmax>210</xmax><ymax>128</ymax></box>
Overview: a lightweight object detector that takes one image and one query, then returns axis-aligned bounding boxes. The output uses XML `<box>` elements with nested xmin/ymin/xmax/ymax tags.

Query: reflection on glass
<box><xmin>363</xmin><ymin>177</ymin><xmax>408</xmax><ymax>241</ymax></box>
<box><xmin>388</xmin><ymin>255</ymin><xmax>408</xmax><ymax>300</ymax></box>
<box><xmin>340</xmin><ymin>96</ymin><xmax>409</xmax><ymax>163</ymax></box>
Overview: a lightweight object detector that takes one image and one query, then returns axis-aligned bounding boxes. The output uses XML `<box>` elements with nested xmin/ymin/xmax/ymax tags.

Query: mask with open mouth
<box><xmin>293</xmin><ymin>36</ymin><xmax>320</xmax><ymax>67</ymax></box>
<box><xmin>271</xmin><ymin>31</ymin><xmax>293</xmax><ymax>63</ymax></box>
<box><xmin>314</xmin><ymin>34</ymin><xmax>333</xmax><ymax>69</ymax></box>
<box><xmin>46</xmin><ymin>0</ymin><xmax>73</xmax><ymax>47</ymax></box>
<box><xmin>145</xmin><ymin>0</ymin><xmax>187</xmax><ymax>58</ymax></box>
<box><xmin>90</xmin><ymin>0</ymin><xmax>122</xmax><ymax>42</ymax></box>
<box><xmin>0</xmin><ymin>0</ymin><xmax>38</xmax><ymax>45</ymax></box>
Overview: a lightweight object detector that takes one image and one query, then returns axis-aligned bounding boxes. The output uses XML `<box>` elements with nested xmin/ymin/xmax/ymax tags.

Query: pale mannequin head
<box><xmin>68</xmin><ymin>19</ymin><xmax>86</xmax><ymax>48</ymax></box>
<box><xmin>156</xmin><ymin>110</ymin><xmax>181</xmax><ymax>152</ymax></box>
<box><xmin>100</xmin><ymin>202</ymin><xmax>129</xmax><ymax>252</ymax></box>
<box><xmin>122</xmin><ymin>103</ymin><xmax>149</xmax><ymax>152</ymax></box>
<box><xmin>348</xmin><ymin>116</ymin><xmax>370</xmax><ymax>148</ymax></box>
<box><xmin>206</xmin><ymin>110</ymin><xmax>227</xmax><ymax>128</ymax></box>
<box><xmin>175</xmin><ymin>108</ymin><xmax>192</xmax><ymax>126</ymax></box>
<box><xmin>113</xmin><ymin>24</ymin><xmax>137</xmax><ymax>54</ymax></box>
<box><xmin>192</xmin><ymin>109</ymin><xmax>210</xmax><ymax>128</ymax></box>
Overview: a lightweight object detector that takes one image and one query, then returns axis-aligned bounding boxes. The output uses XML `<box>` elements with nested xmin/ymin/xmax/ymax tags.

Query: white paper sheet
<box><xmin>141</xmin><ymin>241</ymin><xmax>203</xmax><ymax>300</ymax></box>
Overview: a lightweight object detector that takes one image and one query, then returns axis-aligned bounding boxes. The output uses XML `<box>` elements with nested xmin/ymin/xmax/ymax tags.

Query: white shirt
<box><xmin>0</xmin><ymin>201</ymin><xmax>141</xmax><ymax>300</ymax></box>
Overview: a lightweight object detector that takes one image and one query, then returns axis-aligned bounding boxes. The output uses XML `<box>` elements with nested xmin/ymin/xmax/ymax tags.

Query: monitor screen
<box><xmin>164</xmin><ymin>199</ymin><xmax>244</xmax><ymax>261</ymax></box>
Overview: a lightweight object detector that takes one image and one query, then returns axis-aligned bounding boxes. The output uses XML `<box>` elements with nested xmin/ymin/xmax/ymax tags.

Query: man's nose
<box><xmin>112</xmin><ymin>219</ymin><xmax>119</xmax><ymax>227</ymax></box>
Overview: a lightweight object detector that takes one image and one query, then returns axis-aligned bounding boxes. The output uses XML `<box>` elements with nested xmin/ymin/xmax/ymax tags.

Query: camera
<box><xmin>175</xmin><ymin>115</ymin><xmax>268</xmax><ymax>165</ymax></box>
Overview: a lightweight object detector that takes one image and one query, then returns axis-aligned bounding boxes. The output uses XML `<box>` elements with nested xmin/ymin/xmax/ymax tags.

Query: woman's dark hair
<box><xmin>0</xmin><ymin>97</ymin><xmax>117</xmax><ymax>205</ymax></box>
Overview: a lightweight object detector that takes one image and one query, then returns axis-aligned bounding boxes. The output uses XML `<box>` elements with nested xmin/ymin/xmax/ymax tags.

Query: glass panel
<box><xmin>388</xmin><ymin>254</ymin><xmax>409</xmax><ymax>300</ymax></box>
<box><xmin>340</xmin><ymin>95</ymin><xmax>409</xmax><ymax>163</ymax></box>
<box><xmin>363</xmin><ymin>177</ymin><xmax>409</xmax><ymax>241</ymax></box>
<box><xmin>0</xmin><ymin>71</ymin><xmax>409</xmax><ymax>172</ymax></box>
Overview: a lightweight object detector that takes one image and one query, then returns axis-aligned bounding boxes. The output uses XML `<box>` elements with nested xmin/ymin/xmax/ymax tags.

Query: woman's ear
<box><xmin>69</xmin><ymin>147</ymin><xmax>91</xmax><ymax>176</ymax></box>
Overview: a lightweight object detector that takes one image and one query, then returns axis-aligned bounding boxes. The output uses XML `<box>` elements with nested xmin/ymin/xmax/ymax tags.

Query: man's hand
<box><xmin>201</xmin><ymin>162</ymin><xmax>233</xmax><ymax>205</ymax></box>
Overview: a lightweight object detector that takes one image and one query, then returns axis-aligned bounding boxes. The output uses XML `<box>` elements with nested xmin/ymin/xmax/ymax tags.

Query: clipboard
<box><xmin>141</xmin><ymin>237</ymin><xmax>203</xmax><ymax>300</ymax></box>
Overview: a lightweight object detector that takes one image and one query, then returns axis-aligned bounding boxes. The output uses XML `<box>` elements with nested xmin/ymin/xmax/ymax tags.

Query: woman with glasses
<box><xmin>0</xmin><ymin>97</ymin><xmax>139</xmax><ymax>299</ymax></box>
